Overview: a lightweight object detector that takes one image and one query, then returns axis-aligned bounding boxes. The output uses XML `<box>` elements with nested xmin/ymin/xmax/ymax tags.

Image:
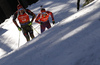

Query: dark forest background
<box><xmin>0</xmin><ymin>0</ymin><xmax>94</xmax><ymax>24</ymax></box>
<box><xmin>0</xmin><ymin>0</ymin><xmax>38</xmax><ymax>24</ymax></box>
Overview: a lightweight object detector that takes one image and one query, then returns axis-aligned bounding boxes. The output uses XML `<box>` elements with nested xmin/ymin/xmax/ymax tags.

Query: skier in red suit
<box><xmin>35</xmin><ymin>8</ymin><xmax>55</xmax><ymax>33</ymax></box>
<box><xmin>13</xmin><ymin>4</ymin><xmax>36</xmax><ymax>41</ymax></box>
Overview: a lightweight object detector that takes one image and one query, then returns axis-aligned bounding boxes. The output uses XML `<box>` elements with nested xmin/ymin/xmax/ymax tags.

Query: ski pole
<box><xmin>33</xmin><ymin>26</ymin><xmax>40</xmax><ymax>35</ymax></box>
<box><xmin>18</xmin><ymin>31</ymin><xmax>20</xmax><ymax>47</ymax></box>
<box><xmin>35</xmin><ymin>25</ymin><xmax>40</xmax><ymax>29</ymax></box>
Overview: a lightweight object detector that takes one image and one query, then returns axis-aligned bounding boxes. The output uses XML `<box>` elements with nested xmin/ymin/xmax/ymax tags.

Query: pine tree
<box><xmin>83</xmin><ymin>0</ymin><xmax>94</xmax><ymax>7</ymax></box>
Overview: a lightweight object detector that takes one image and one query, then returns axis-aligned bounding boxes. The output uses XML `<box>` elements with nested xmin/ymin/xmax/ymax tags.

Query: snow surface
<box><xmin>0</xmin><ymin>0</ymin><xmax>100</xmax><ymax>65</ymax></box>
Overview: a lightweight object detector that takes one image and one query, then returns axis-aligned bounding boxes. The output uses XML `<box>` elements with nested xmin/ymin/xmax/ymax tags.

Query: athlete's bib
<box><xmin>18</xmin><ymin>13</ymin><xmax>29</xmax><ymax>24</ymax></box>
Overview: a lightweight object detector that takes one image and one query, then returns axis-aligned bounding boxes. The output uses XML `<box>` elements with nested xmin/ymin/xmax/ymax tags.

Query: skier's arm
<box><xmin>13</xmin><ymin>11</ymin><xmax>19</xmax><ymax>27</ymax></box>
<box><xmin>47</xmin><ymin>11</ymin><xmax>55</xmax><ymax>24</ymax></box>
<box><xmin>25</xmin><ymin>9</ymin><xmax>36</xmax><ymax>22</ymax></box>
<box><xmin>47</xmin><ymin>11</ymin><xmax>54</xmax><ymax>21</ymax></box>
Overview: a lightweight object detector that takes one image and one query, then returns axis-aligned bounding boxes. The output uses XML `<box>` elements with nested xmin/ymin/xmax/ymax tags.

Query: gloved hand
<box><xmin>28</xmin><ymin>22</ymin><xmax>32</xmax><ymax>26</ymax></box>
<box><xmin>52</xmin><ymin>21</ymin><xmax>55</xmax><ymax>24</ymax></box>
<box><xmin>40</xmin><ymin>22</ymin><xmax>43</xmax><ymax>25</ymax></box>
<box><xmin>17</xmin><ymin>26</ymin><xmax>21</xmax><ymax>31</ymax></box>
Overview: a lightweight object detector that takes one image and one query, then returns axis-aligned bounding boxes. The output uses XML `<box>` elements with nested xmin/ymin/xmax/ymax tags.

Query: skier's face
<box><xmin>42</xmin><ymin>12</ymin><xmax>47</xmax><ymax>17</ymax></box>
<box><xmin>19</xmin><ymin>8</ymin><xmax>25</xmax><ymax>15</ymax></box>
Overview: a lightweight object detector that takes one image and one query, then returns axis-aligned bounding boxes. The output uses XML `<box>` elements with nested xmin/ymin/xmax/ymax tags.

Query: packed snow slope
<box><xmin>0</xmin><ymin>0</ymin><xmax>100</xmax><ymax>65</ymax></box>
<box><xmin>0</xmin><ymin>0</ymin><xmax>83</xmax><ymax>57</ymax></box>
<box><xmin>0</xmin><ymin>0</ymin><xmax>81</xmax><ymax>57</ymax></box>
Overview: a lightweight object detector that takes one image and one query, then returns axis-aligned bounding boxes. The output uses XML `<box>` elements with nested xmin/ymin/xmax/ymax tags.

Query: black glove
<box><xmin>52</xmin><ymin>21</ymin><xmax>55</xmax><ymax>24</ymax></box>
<box><xmin>40</xmin><ymin>22</ymin><xmax>43</xmax><ymax>25</ymax></box>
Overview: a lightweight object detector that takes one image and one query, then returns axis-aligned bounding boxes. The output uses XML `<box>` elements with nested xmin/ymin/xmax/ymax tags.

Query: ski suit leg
<box><xmin>40</xmin><ymin>23</ymin><xmax>45</xmax><ymax>33</ymax></box>
<box><xmin>45</xmin><ymin>20</ymin><xmax>51</xmax><ymax>29</ymax></box>
<box><xmin>22</xmin><ymin>29</ymin><xmax>30</xmax><ymax>41</ymax></box>
<box><xmin>29</xmin><ymin>31</ymin><xmax>34</xmax><ymax>39</ymax></box>
<box><xmin>21</xmin><ymin>25</ymin><xmax>30</xmax><ymax>41</ymax></box>
<box><xmin>28</xmin><ymin>26</ymin><xmax>34</xmax><ymax>39</ymax></box>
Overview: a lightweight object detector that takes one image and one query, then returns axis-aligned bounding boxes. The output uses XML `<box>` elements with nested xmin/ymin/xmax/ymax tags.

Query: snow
<box><xmin>0</xmin><ymin>0</ymin><xmax>100</xmax><ymax>65</ymax></box>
